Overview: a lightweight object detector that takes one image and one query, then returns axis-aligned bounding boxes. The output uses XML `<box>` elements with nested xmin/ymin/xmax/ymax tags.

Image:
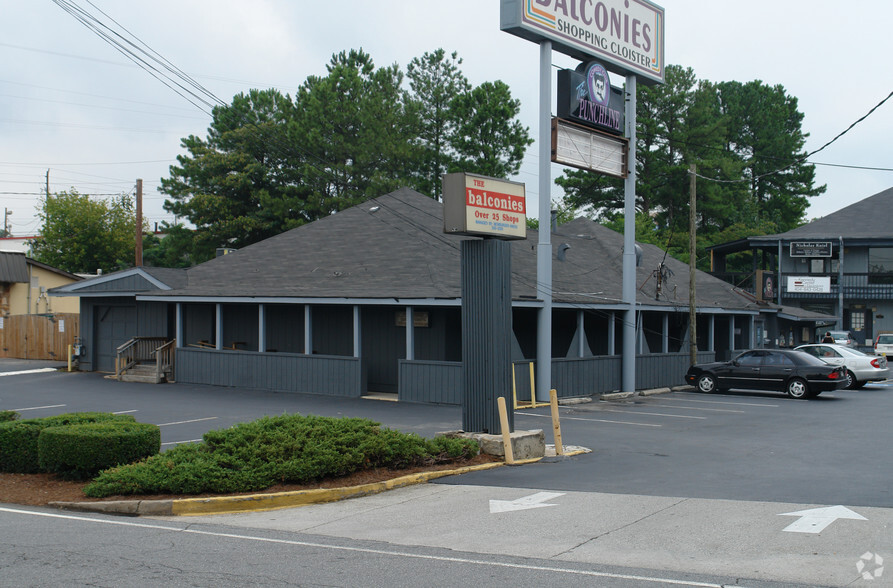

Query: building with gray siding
<box><xmin>53</xmin><ymin>188</ymin><xmax>833</xmax><ymax>402</ymax></box>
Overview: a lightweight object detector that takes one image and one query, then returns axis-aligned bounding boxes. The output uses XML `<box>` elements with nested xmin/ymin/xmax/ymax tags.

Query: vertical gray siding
<box><xmin>175</xmin><ymin>348</ymin><xmax>362</xmax><ymax>397</ymax></box>
<box><xmin>398</xmin><ymin>360</ymin><xmax>462</xmax><ymax>404</ymax></box>
<box><xmin>397</xmin><ymin>351</ymin><xmax>717</xmax><ymax>405</ymax></box>
<box><xmin>265</xmin><ymin>305</ymin><xmax>305</xmax><ymax>353</ymax></box>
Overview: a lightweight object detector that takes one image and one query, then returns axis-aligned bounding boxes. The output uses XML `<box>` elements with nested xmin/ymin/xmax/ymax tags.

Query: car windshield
<box><xmin>829</xmin><ymin>331</ymin><xmax>850</xmax><ymax>339</ymax></box>
<box><xmin>878</xmin><ymin>335</ymin><xmax>893</xmax><ymax>344</ymax></box>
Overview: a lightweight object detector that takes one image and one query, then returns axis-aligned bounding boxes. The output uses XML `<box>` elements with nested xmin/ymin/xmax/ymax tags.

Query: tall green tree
<box><xmin>160</xmin><ymin>88</ymin><xmax>303</xmax><ymax>263</ymax></box>
<box><xmin>557</xmin><ymin>65</ymin><xmax>824</xmax><ymax>269</ymax></box>
<box><xmin>715</xmin><ymin>80</ymin><xmax>825</xmax><ymax>231</ymax></box>
<box><xmin>141</xmin><ymin>222</ymin><xmax>196</xmax><ymax>268</ymax></box>
<box><xmin>449</xmin><ymin>80</ymin><xmax>533</xmax><ymax>179</ymax></box>
<box><xmin>406</xmin><ymin>49</ymin><xmax>470</xmax><ymax>200</ymax></box>
<box><xmin>159</xmin><ymin>48</ymin><xmax>533</xmax><ymax>263</ymax></box>
<box><xmin>31</xmin><ymin>190</ymin><xmax>137</xmax><ymax>274</ymax></box>
<box><xmin>289</xmin><ymin>49</ymin><xmax>417</xmax><ymax>214</ymax></box>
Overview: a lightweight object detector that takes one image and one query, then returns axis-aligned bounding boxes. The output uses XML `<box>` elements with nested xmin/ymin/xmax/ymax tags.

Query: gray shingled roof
<box><xmin>154</xmin><ymin>188</ymin><xmax>755</xmax><ymax>311</ymax></box>
<box><xmin>0</xmin><ymin>251</ymin><xmax>29</xmax><ymax>283</ymax></box>
<box><xmin>756</xmin><ymin>186</ymin><xmax>893</xmax><ymax>241</ymax></box>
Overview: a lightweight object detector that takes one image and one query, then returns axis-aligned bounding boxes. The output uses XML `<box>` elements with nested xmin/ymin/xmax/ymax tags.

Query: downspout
<box><xmin>838</xmin><ymin>236</ymin><xmax>844</xmax><ymax>331</ymax></box>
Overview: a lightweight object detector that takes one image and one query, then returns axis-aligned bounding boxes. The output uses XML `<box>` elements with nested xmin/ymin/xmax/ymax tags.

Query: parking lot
<box><xmin>4</xmin><ymin>359</ymin><xmax>893</xmax><ymax>586</ymax></box>
<box><xmin>3</xmin><ymin>359</ymin><xmax>892</xmax><ymax>508</ymax></box>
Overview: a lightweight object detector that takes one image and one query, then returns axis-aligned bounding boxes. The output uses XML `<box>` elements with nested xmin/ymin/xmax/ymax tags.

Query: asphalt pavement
<box><xmin>2</xmin><ymin>359</ymin><xmax>891</xmax><ymax>586</ymax></box>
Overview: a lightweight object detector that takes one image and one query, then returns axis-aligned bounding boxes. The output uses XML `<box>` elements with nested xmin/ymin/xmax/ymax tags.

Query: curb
<box><xmin>601</xmin><ymin>387</ymin><xmax>675</xmax><ymax>400</ymax></box>
<box><xmin>50</xmin><ymin>462</ymin><xmax>506</xmax><ymax>517</ymax></box>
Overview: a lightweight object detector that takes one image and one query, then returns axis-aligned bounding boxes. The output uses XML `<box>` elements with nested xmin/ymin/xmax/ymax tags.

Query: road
<box><xmin>1</xmin><ymin>360</ymin><xmax>891</xmax><ymax>586</ymax></box>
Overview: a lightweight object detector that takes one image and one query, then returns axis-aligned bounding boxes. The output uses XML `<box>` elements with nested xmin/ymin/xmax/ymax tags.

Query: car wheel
<box><xmin>845</xmin><ymin>370</ymin><xmax>858</xmax><ymax>390</ymax></box>
<box><xmin>786</xmin><ymin>377</ymin><xmax>809</xmax><ymax>399</ymax></box>
<box><xmin>696</xmin><ymin>374</ymin><xmax>717</xmax><ymax>393</ymax></box>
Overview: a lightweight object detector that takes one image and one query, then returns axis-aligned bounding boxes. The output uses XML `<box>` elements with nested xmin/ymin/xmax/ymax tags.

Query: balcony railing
<box><xmin>709</xmin><ymin>272</ymin><xmax>893</xmax><ymax>299</ymax></box>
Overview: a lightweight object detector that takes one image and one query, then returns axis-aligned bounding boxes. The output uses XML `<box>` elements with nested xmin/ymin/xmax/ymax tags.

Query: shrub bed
<box><xmin>38</xmin><ymin>421</ymin><xmax>161</xmax><ymax>480</ymax></box>
<box><xmin>0</xmin><ymin>413</ymin><xmax>136</xmax><ymax>474</ymax></box>
<box><xmin>84</xmin><ymin>414</ymin><xmax>479</xmax><ymax>498</ymax></box>
<box><xmin>0</xmin><ymin>410</ymin><xmax>18</xmax><ymax>422</ymax></box>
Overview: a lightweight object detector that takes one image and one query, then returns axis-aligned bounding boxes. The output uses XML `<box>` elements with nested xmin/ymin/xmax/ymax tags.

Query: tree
<box><xmin>449</xmin><ymin>81</ymin><xmax>533</xmax><ymax>179</ymax></box>
<box><xmin>289</xmin><ymin>49</ymin><xmax>417</xmax><ymax>213</ymax></box>
<box><xmin>406</xmin><ymin>49</ymin><xmax>470</xmax><ymax>200</ymax></box>
<box><xmin>142</xmin><ymin>223</ymin><xmax>195</xmax><ymax>268</ymax></box>
<box><xmin>556</xmin><ymin>65</ymin><xmax>824</xmax><ymax>269</ymax></box>
<box><xmin>31</xmin><ymin>190</ymin><xmax>137</xmax><ymax>274</ymax></box>
<box><xmin>160</xmin><ymin>88</ymin><xmax>304</xmax><ymax>263</ymax></box>
<box><xmin>159</xmin><ymin>48</ymin><xmax>534</xmax><ymax>262</ymax></box>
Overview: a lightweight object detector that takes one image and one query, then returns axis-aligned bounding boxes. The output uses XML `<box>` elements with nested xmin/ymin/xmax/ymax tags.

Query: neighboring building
<box><xmin>52</xmin><ymin>188</ymin><xmax>834</xmax><ymax>401</ymax></box>
<box><xmin>0</xmin><ymin>251</ymin><xmax>81</xmax><ymax>316</ymax></box>
<box><xmin>0</xmin><ymin>251</ymin><xmax>82</xmax><ymax>360</ymax></box>
<box><xmin>0</xmin><ymin>236</ymin><xmax>37</xmax><ymax>255</ymax></box>
<box><xmin>708</xmin><ymin>186</ymin><xmax>893</xmax><ymax>348</ymax></box>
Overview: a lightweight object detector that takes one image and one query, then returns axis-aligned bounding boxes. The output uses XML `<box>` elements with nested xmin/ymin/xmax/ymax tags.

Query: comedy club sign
<box><xmin>442</xmin><ymin>173</ymin><xmax>527</xmax><ymax>240</ymax></box>
<box><xmin>558</xmin><ymin>61</ymin><xmax>624</xmax><ymax>135</ymax></box>
<box><xmin>501</xmin><ymin>0</ymin><xmax>665</xmax><ymax>84</ymax></box>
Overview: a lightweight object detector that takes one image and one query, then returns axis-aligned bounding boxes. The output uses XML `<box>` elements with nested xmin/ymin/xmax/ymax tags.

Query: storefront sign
<box><xmin>788</xmin><ymin>276</ymin><xmax>831</xmax><ymax>293</ymax></box>
<box><xmin>500</xmin><ymin>0</ymin><xmax>665</xmax><ymax>84</ymax></box>
<box><xmin>790</xmin><ymin>241</ymin><xmax>832</xmax><ymax>257</ymax></box>
<box><xmin>442</xmin><ymin>173</ymin><xmax>527</xmax><ymax>240</ymax></box>
<box><xmin>557</xmin><ymin>62</ymin><xmax>625</xmax><ymax>135</ymax></box>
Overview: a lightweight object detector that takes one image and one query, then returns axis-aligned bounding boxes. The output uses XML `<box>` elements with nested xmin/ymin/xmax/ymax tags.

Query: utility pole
<box><xmin>689</xmin><ymin>164</ymin><xmax>698</xmax><ymax>365</ymax></box>
<box><xmin>135</xmin><ymin>178</ymin><xmax>143</xmax><ymax>267</ymax></box>
<box><xmin>46</xmin><ymin>169</ymin><xmax>50</xmax><ymax>198</ymax></box>
<box><xmin>3</xmin><ymin>208</ymin><xmax>11</xmax><ymax>237</ymax></box>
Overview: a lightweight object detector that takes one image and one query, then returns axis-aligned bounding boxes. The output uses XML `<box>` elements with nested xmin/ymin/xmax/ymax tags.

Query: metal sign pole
<box><xmin>536</xmin><ymin>39</ymin><xmax>553</xmax><ymax>403</ymax></box>
<box><xmin>621</xmin><ymin>74</ymin><xmax>637</xmax><ymax>394</ymax></box>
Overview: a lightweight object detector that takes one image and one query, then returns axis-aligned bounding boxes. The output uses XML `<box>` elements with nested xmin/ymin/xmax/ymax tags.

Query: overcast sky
<box><xmin>1</xmin><ymin>1</ymin><xmax>891</xmax><ymax>238</ymax></box>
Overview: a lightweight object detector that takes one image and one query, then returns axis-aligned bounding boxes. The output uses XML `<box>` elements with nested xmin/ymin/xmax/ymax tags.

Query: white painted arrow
<box><xmin>779</xmin><ymin>505</ymin><xmax>867</xmax><ymax>533</ymax></box>
<box><xmin>489</xmin><ymin>492</ymin><xmax>565</xmax><ymax>514</ymax></box>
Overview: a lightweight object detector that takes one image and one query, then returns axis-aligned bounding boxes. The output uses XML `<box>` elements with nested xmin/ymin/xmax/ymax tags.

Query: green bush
<box><xmin>38</xmin><ymin>421</ymin><xmax>161</xmax><ymax>480</ymax></box>
<box><xmin>84</xmin><ymin>414</ymin><xmax>479</xmax><ymax>498</ymax></box>
<box><xmin>0</xmin><ymin>412</ymin><xmax>136</xmax><ymax>473</ymax></box>
<box><xmin>0</xmin><ymin>410</ymin><xmax>18</xmax><ymax>422</ymax></box>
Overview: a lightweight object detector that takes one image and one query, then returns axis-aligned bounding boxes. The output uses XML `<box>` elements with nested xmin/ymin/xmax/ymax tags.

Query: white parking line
<box><xmin>667</xmin><ymin>396</ymin><xmax>779</xmax><ymax>408</ymax></box>
<box><xmin>647</xmin><ymin>404</ymin><xmax>745</xmax><ymax>414</ymax></box>
<box><xmin>8</xmin><ymin>404</ymin><xmax>66</xmax><ymax>412</ymax></box>
<box><xmin>112</xmin><ymin>410</ymin><xmax>139</xmax><ymax>414</ymax></box>
<box><xmin>157</xmin><ymin>417</ymin><xmax>218</xmax><ymax>427</ymax></box>
<box><xmin>0</xmin><ymin>368</ymin><xmax>58</xmax><ymax>377</ymax></box>
<box><xmin>598</xmin><ymin>408</ymin><xmax>706</xmax><ymax>420</ymax></box>
<box><xmin>522</xmin><ymin>412</ymin><xmax>661</xmax><ymax>427</ymax></box>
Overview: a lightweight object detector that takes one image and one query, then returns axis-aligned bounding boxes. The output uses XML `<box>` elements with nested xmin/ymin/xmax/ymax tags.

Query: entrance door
<box><xmin>846</xmin><ymin>308</ymin><xmax>872</xmax><ymax>347</ymax></box>
<box><xmin>361</xmin><ymin>307</ymin><xmax>405</xmax><ymax>393</ymax></box>
<box><xmin>94</xmin><ymin>305</ymin><xmax>137</xmax><ymax>372</ymax></box>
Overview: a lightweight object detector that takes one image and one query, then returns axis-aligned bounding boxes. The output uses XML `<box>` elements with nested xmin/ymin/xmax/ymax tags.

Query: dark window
<box><xmin>737</xmin><ymin>352</ymin><xmax>762</xmax><ymax>366</ymax></box>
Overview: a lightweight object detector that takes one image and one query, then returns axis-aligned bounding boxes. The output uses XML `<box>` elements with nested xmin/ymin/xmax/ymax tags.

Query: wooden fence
<box><xmin>0</xmin><ymin>313</ymin><xmax>79</xmax><ymax>360</ymax></box>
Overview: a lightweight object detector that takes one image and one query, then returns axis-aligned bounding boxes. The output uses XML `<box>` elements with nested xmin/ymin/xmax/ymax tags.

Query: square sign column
<box><xmin>461</xmin><ymin>238</ymin><xmax>513</xmax><ymax>434</ymax></box>
<box><xmin>444</xmin><ymin>172</ymin><xmax>526</xmax><ymax>434</ymax></box>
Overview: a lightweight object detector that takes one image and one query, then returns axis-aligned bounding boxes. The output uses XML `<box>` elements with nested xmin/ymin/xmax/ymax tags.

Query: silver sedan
<box><xmin>794</xmin><ymin>344</ymin><xmax>890</xmax><ymax>389</ymax></box>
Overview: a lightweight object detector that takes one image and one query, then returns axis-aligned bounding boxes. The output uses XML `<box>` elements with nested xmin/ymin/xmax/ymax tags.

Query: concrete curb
<box><xmin>601</xmin><ymin>387</ymin><xmax>675</xmax><ymax>400</ymax></box>
<box><xmin>48</xmin><ymin>446</ymin><xmax>594</xmax><ymax>516</ymax></box>
<box><xmin>50</xmin><ymin>462</ymin><xmax>506</xmax><ymax>517</ymax></box>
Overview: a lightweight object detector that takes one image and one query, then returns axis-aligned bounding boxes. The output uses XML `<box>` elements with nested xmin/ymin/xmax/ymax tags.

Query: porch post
<box><xmin>749</xmin><ymin>315</ymin><xmax>755</xmax><ymax>349</ymax></box>
<box><xmin>662</xmin><ymin>314</ymin><xmax>669</xmax><ymax>353</ymax></box>
<box><xmin>405</xmin><ymin>306</ymin><xmax>414</xmax><ymax>360</ymax></box>
<box><xmin>729</xmin><ymin>315</ymin><xmax>736</xmax><ymax>353</ymax></box>
<box><xmin>215</xmin><ymin>303</ymin><xmax>223</xmax><ymax>350</ymax></box>
<box><xmin>708</xmin><ymin>315</ymin><xmax>715</xmax><ymax>352</ymax></box>
<box><xmin>175</xmin><ymin>302</ymin><xmax>182</xmax><ymax>348</ymax></box>
<box><xmin>608</xmin><ymin>311</ymin><xmax>615</xmax><ymax>355</ymax></box>
<box><xmin>258</xmin><ymin>304</ymin><xmax>266</xmax><ymax>353</ymax></box>
<box><xmin>577</xmin><ymin>310</ymin><xmax>585</xmax><ymax>357</ymax></box>
<box><xmin>353</xmin><ymin>305</ymin><xmax>361</xmax><ymax>358</ymax></box>
<box><xmin>304</xmin><ymin>305</ymin><xmax>312</xmax><ymax>354</ymax></box>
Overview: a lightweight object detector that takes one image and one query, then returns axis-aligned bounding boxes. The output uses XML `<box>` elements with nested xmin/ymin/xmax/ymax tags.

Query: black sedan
<box><xmin>684</xmin><ymin>349</ymin><xmax>848</xmax><ymax>399</ymax></box>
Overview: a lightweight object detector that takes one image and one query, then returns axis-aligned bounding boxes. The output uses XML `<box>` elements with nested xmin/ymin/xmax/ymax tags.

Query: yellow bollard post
<box><xmin>550</xmin><ymin>389</ymin><xmax>564</xmax><ymax>455</ymax></box>
<box><xmin>497</xmin><ymin>396</ymin><xmax>515</xmax><ymax>464</ymax></box>
<box><xmin>67</xmin><ymin>344</ymin><xmax>72</xmax><ymax>372</ymax></box>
